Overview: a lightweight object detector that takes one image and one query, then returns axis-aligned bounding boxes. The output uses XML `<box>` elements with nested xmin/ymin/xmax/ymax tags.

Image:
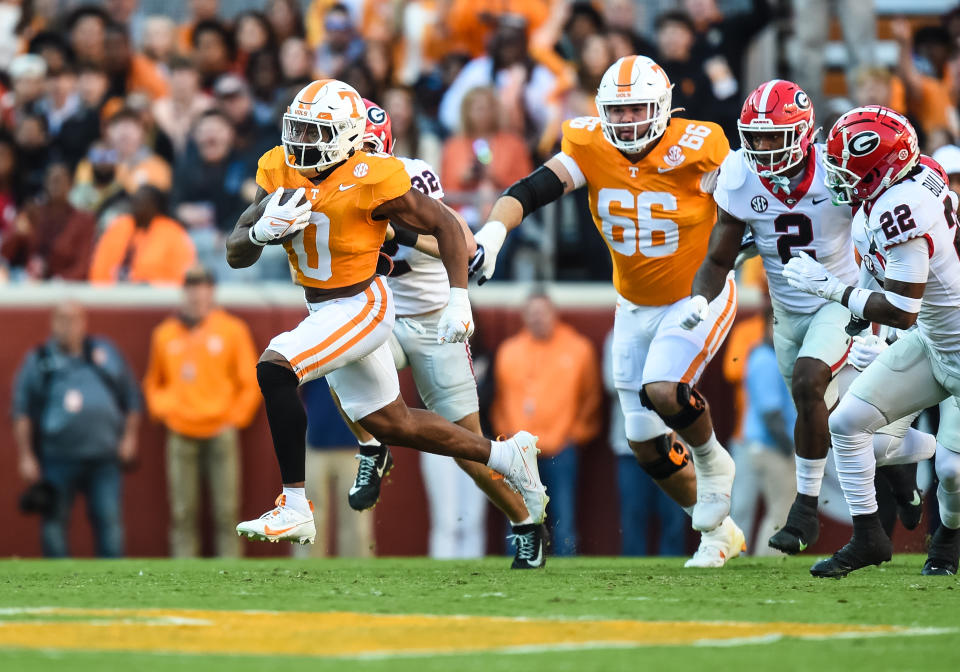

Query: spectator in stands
<box><xmin>381</xmin><ymin>85</ymin><xmax>441</xmax><ymax>171</ymax></box>
<box><xmin>143</xmin><ymin>266</ymin><xmax>260</xmax><ymax>557</ymax></box>
<box><xmin>245</xmin><ymin>49</ymin><xmax>285</xmax><ymax>128</ymax></box>
<box><xmin>0</xmin><ymin>130</ymin><xmax>22</xmax><ymax>239</ymax></box>
<box><xmin>279</xmin><ymin>36</ymin><xmax>314</xmax><ymax>89</ymax></box>
<box><xmin>12</xmin><ymin>301</ymin><xmax>141</xmax><ymax>558</ymax></box>
<box><xmin>103</xmin><ymin>22</ymin><xmax>170</xmax><ymax>102</ymax></box>
<box><xmin>933</xmin><ymin>144</ymin><xmax>960</xmax><ymax>195</ymax></box>
<box><xmin>295</xmin><ymin>378</ymin><xmax>376</xmax><ymax>558</ymax></box>
<box><xmin>266</xmin><ymin>0</ymin><xmax>306</xmax><ymax>45</ymax></box>
<box><xmin>1</xmin><ymin>162</ymin><xmax>95</xmax><ymax>281</ymax></box>
<box><xmin>191</xmin><ymin>20</ymin><xmax>236</xmax><ymax>92</ymax></box>
<box><xmin>439</xmin><ymin>0</ymin><xmax>550</xmax><ymax>59</ymax></box>
<box><xmin>893</xmin><ymin>19</ymin><xmax>960</xmax><ymax>147</ymax></box>
<box><xmin>141</xmin><ymin>16</ymin><xmax>178</xmax><ymax>72</ymax></box>
<box><xmin>234</xmin><ymin>11</ymin><xmax>276</xmax><ymax>72</ymax></box>
<box><xmin>603</xmin><ymin>329</ymin><xmax>687</xmax><ymax>556</ymax></box>
<box><xmin>566</xmin><ymin>32</ymin><xmax>611</xmax><ymax>118</ymax></box>
<box><xmin>313</xmin><ymin>3</ymin><xmax>365</xmax><ymax>79</ymax></box>
<box><xmin>178</xmin><ymin>0</ymin><xmax>220</xmax><ymax>53</ymax></box>
<box><xmin>27</xmin><ymin>31</ymin><xmax>74</xmax><ymax>77</ymax></box>
<box><xmin>1</xmin><ymin>53</ymin><xmax>47</xmax><ymax>130</ymax></box>
<box><xmin>37</xmin><ymin>64</ymin><xmax>80</xmax><ymax>142</ymax></box>
<box><xmin>153</xmin><ymin>57</ymin><xmax>214</xmax><ymax>158</ymax></box>
<box><xmin>421</xmin><ymin>450</ymin><xmax>488</xmax><ymax>559</ymax></box>
<box><xmin>89</xmin><ymin>185</ymin><xmax>196</xmax><ymax>285</ymax></box>
<box><xmin>852</xmin><ymin>66</ymin><xmax>906</xmax><ymax>113</ymax></box>
<box><xmin>440</xmin><ymin>86</ymin><xmax>533</xmax><ymax>227</ymax></box>
<box><xmin>14</xmin><ymin>112</ymin><xmax>51</xmax><ymax>201</ymax></box>
<box><xmin>213</xmin><ymin>74</ymin><xmax>273</xmax><ymax>166</ymax></box>
<box><xmin>491</xmin><ymin>292</ymin><xmax>602</xmax><ymax>555</ymax></box>
<box><xmin>742</xmin><ymin>305</ymin><xmax>797</xmax><ymax>555</ymax></box>
<box><xmin>790</xmin><ymin>0</ymin><xmax>875</xmax><ymax>113</ymax></box>
<box><xmin>86</xmin><ymin>108</ymin><xmax>171</xmax><ymax>195</ymax></box>
<box><xmin>69</xmin><ymin>142</ymin><xmax>127</xmax><ymax>232</ymax></box>
<box><xmin>65</xmin><ymin>5</ymin><xmax>109</xmax><ymax>67</ymax></box>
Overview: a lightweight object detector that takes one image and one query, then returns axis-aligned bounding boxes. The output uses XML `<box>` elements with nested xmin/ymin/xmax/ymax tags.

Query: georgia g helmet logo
<box><xmin>848</xmin><ymin>131</ymin><xmax>881</xmax><ymax>157</ymax></box>
<box><xmin>794</xmin><ymin>90</ymin><xmax>810</xmax><ymax>109</ymax></box>
<box><xmin>366</xmin><ymin>106</ymin><xmax>386</xmax><ymax>124</ymax></box>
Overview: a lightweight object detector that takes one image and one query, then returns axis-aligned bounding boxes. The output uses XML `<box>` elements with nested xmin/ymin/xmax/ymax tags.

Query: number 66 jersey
<box><xmin>713</xmin><ymin>143</ymin><xmax>858</xmax><ymax>312</ymax></box>
<box><xmin>558</xmin><ymin>116</ymin><xmax>729</xmax><ymax>306</ymax></box>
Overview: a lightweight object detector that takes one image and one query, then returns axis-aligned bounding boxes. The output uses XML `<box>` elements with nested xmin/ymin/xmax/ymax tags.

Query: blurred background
<box><xmin>0</xmin><ymin>0</ymin><xmax>953</xmax><ymax>560</ymax></box>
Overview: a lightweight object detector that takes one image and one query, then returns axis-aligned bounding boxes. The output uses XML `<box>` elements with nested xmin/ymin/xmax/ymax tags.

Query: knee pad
<box><xmin>640</xmin><ymin>383</ymin><xmax>705</xmax><ymax>431</ymax></box>
<box><xmin>256</xmin><ymin>360</ymin><xmax>299</xmax><ymax>393</ymax></box>
<box><xmin>637</xmin><ymin>434</ymin><xmax>691</xmax><ymax>480</ymax></box>
<box><xmin>624</xmin><ymin>409</ymin><xmax>667</xmax><ymax>443</ymax></box>
<box><xmin>936</xmin><ymin>443</ymin><xmax>960</xmax><ymax>491</ymax></box>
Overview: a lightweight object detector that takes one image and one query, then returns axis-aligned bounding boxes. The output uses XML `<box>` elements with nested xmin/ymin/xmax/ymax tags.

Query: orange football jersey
<box><xmin>256</xmin><ymin>147</ymin><xmax>411</xmax><ymax>289</ymax></box>
<box><xmin>560</xmin><ymin>117</ymin><xmax>730</xmax><ymax>305</ymax></box>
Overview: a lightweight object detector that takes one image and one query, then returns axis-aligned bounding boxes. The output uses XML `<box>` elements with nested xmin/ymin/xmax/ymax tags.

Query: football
<box><xmin>258</xmin><ymin>188</ymin><xmax>310</xmax><ymax>244</ymax></box>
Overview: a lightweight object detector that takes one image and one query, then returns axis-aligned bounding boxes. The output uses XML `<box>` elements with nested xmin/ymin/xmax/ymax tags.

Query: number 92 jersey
<box><xmin>256</xmin><ymin>146</ymin><xmax>411</xmax><ymax>290</ymax></box>
<box><xmin>558</xmin><ymin>116</ymin><xmax>729</xmax><ymax>306</ymax></box>
<box><xmin>713</xmin><ymin>144</ymin><xmax>858</xmax><ymax>312</ymax></box>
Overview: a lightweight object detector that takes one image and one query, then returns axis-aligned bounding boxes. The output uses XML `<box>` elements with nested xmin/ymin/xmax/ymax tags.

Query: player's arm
<box><xmin>226</xmin><ymin>186</ymin><xmax>311</xmax><ymax>268</ymax></box>
<box><xmin>389</xmin><ymin>203</ymin><xmax>477</xmax><ymax>259</ymax></box>
<box><xmin>471</xmin><ymin>156</ymin><xmax>582</xmax><ymax>283</ymax></box>
<box><xmin>679</xmin><ymin>208</ymin><xmax>746</xmax><ymax>329</ymax></box>
<box><xmin>226</xmin><ymin>187</ymin><xmax>269</xmax><ymax>268</ymax></box>
<box><xmin>784</xmin><ymin>237</ymin><xmax>928</xmax><ymax>330</ymax></box>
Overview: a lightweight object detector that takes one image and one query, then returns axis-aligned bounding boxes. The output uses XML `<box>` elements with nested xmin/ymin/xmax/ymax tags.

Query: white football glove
<box><xmin>249</xmin><ymin>187</ymin><xmax>312</xmax><ymax>246</ymax></box>
<box><xmin>848</xmin><ymin>334</ymin><xmax>888</xmax><ymax>371</ymax></box>
<box><xmin>471</xmin><ymin>220</ymin><xmax>507</xmax><ymax>284</ymax></box>
<box><xmin>678</xmin><ymin>295</ymin><xmax>710</xmax><ymax>330</ymax></box>
<box><xmin>437</xmin><ymin>287</ymin><xmax>474</xmax><ymax>344</ymax></box>
<box><xmin>782</xmin><ymin>251</ymin><xmax>847</xmax><ymax>302</ymax></box>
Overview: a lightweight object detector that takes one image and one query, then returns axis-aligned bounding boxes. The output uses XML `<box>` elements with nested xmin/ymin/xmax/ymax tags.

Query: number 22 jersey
<box><xmin>558</xmin><ymin>116</ymin><xmax>729</xmax><ymax>306</ymax></box>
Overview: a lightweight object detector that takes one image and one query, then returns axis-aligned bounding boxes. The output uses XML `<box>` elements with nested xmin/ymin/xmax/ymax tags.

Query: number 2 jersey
<box><xmin>852</xmin><ymin>161</ymin><xmax>960</xmax><ymax>353</ymax></box>
<box><xmin>713</xmin><ymin>143</ymin><xmax>858</xmax><ymax>313</ymax></box>
<box><xmin>255</xmin><ymin>146</ymin><xmax>411</xmax><ymax>290</ymax></box>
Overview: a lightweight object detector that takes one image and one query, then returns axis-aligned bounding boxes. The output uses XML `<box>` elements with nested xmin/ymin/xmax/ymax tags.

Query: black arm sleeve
<box><xmin>504</xmin><ymin>165</ymin><xmax>565</xmax><ymax>218</ymax></box>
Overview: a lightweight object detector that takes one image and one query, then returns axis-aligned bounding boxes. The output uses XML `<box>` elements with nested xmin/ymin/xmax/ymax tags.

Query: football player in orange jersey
<box><xmin>472</xmin><ymin>55</ymin><xmax>744</xmax><ymax>567</ymax></box>
<box><xmin>226</xmin><ymin>79</ymin><xmax>547</xmax><ymax>545</ymax></box>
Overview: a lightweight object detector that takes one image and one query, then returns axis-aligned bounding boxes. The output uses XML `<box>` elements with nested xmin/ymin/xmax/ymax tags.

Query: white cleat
<box><xmin>684</xmin><ymin>516</ymin><xmax>746</xmax><ymax>568</ymax></box>
<box><xmin>691</xmin><ymin>445</ymin><xmax>736</xmax><ymax>531</ymax></box>
<box><xmin>500</xmin><ymin>431</ymin><xmax>549</xmax><ymax>524</ymax></box>
<box><xmin>236</xmin><ymin>494</ymin><xmax>317</xmax><ymax>545</ymax></box>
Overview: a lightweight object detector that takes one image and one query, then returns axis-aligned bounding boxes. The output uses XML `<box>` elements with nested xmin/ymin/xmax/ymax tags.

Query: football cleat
<box><xmin>922</xmin><ymin>525</ymin><xmax>960</xmax><ymax>576</ymax></box>
<box><xmin>500</xmin><ymin>431</ymin><xmax>549</xmax><ymax>525</ymax></box>
<box><xmin>896</xmin><ymin>488</ymin><xmax>924</xmax><ymax>531</ymax></box>
<box><xmin>236</xmin><ymin>494</ymin><xmax>316</xmax><ymax>544</ymax></box>
<box><xmin>769</xmin><ymin>496</ymin><xmax>820</xmax><ymax>554</ymax></box>
<box><xmin>348</xmin><ymin>444</ymin><xmax>394</xmax><ymax>511</ymax></box>
<box><xmin>509</xmin><ymin>523</ymin><xmax>546</xmax><ymax>569</ymax></box>
<box><xmin>810</xmin><ymin>515</ymin><xmax>892</xmax><ymax>578</ymax></box>
<box><xmin>684</xmin><ymin>516</ymin><xmax>746</xmax><ymax>568</ymax></box>
<box><xmin>691</xmin><ymin>446</ymin><xmax>735</xmax><ymax>531</ymax></box>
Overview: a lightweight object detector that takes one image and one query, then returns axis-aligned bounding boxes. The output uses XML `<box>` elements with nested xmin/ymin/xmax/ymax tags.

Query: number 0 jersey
<box><xmin>713</xmin><ymin>144</ymin><xmax>858</xmax><ymax>313</ymax></box>
<box><xmin>559</xmin><ymin>116</ymin><xmax>729</xmax><ymax>306</ymax></box>
<box><xmin>256</xmin><ymin>146</ymin><xmax>411</xmax><ymax>290</ymax></box>
<box><xmin>852</xmin><ymin>162</ymin><xmax>960</xmax><ymax>353</ymax></box>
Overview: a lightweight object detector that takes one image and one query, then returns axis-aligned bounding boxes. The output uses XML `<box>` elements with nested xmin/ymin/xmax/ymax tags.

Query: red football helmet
<box><xmin>738</xmin><ymin>79</ymin><xmax>816</xmax><ymax>176</ymax></box>
<box><xmin>823</xmin><ymin>105</ymin><xmax>920</xmax><ymax>205</ymax></box>
<box><xmin>362</xmin><ymin>98</ymin><xmax>393</xmax><ymax>154</ymax></box>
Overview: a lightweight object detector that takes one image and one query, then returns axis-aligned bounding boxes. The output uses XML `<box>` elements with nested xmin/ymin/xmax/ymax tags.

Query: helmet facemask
<box><xmin>597</xmin><ymin>91</ymin><xmax>672</xmax><ymax>154</ymax></box>
<box><xmin>739</xmin><ymin>121</ymin><xmax>810</xmax><ymax>177</ymax></box>
<box><xmin>282</xmin><ymin>114</ymin><xmax>362</xmax><ymax>171</ymax></box>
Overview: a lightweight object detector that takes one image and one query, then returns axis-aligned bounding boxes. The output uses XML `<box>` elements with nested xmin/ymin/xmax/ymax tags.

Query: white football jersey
<box><xmin>714</xmin><ymin>144</ymin><xmax>858</xmax><ymax>312</ymax></box>
<box><xmin>852</xmin><ymin>163</ymin><xmax>960</xmax><ymax>352</ymax></box>
<box><xmin>387</xmin><ymin>157</ymin><xmax>450</xmax><ymax>316</ymax></box>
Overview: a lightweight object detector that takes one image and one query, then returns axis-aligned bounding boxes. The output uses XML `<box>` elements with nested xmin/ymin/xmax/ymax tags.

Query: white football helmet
<box><xmin>282</xmin><ymin>79</ymin><xmax>366</xmax><ymax>171</ymax></box>
<box><xmin>596</xmin><ymin>55</ymin><xmax>673</xmax><ymax>153</ymax></box>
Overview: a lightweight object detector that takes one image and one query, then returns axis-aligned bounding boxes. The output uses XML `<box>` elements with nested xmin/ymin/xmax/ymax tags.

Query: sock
<box><xmin>874</xmin><ymin>428</ymin><xmax>936</xmax><ymax>466</ymax></box>
<box><xmin>689</xmin><ymin>432</ymin><xmax>722</xmax><ymax>462</ymax></box>
<box><xmin>512</xmin><ymin>516</ymin><xmax>534</xmax><ymax>527</ymax></box>
<box><xmin>851</xmin><ymin>511</ymin><xmax>884</xmax><ymax>537</ymax></box>
<box><xmin>486</xmin><ymin>439</ymin><xmax>512</xmax><ymax>474</ymax></box>
<box><xmin>257</xmin><ymin>362</ymin><xmax>307</xmax><ymax>484</ymax></box>
<box><xmin>831</xmin><ymin>431</ymin><xmax>878</xmax><ymax>516</ymax></box>
<box><xmin>282</xmin><ymin>486</ymin><xmax>310</xmax><ymax>514</ymax></box>
<box><xmin>795</xmin><ymin>456</ymin><xmax>827</xmax><ymax>497</ymax></box>
<box><xmin>359</xmin><ymin>437</ymin><xmax>381</xmax><ymax>447</ymax></box>
<box><xmin>796</xmin><ymin>493</ymin><xmax>819</xmax><ymax>510</ymax></box>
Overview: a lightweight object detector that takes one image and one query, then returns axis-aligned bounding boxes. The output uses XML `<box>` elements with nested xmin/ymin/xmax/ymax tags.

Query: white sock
<box><xmin>874</xmin><ymin>428</ymin><xmax>937</xmax><ymax>466</ymax></box>
<box><xmin>486</xmin><ymin>439</ymin><xmax>512</xmax><ymax>474</ymax></box>
<box><xmin>689</xmin><ymin>432</ymin><xmax>723</xmax><ymax>463</ymax></box>
<box><xmin>513</xmin><ymin>516</ymin><xmax>533</xmax><ymax>527</ymax></box>
<box><xmin>795</xmin><ymin>457</ymin><xmax>827</xmax><ymax>497</ymax></box>
<box><xmin>359</xmin><ymin>437</ymin><xmax>381</xmax><ymax>447</ymax></box>
<box><xmin>830</xmin><ymin>395</ymin><xmax>889</xmax><ymax>516</ymax></box>
<box><xmin>282</xmin><ymin>486</ymin><xmax>310</xmax><ymax>514</ymax></box>
<box><xmin>936</xmin><ymin>443</ymin><xmax>960</xmax><ymax>529</ymax></box>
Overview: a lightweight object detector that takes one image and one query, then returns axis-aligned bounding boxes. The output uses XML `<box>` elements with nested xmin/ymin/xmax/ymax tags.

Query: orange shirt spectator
<box><xmin>491</xmin><ymin>296</ymin><xmax>602</xmax><ymax>456</ymax></box>
<box><xmin>89</xmin><ymin>187</ymin><xmax>196</xmax><ymax>286</ymax></box>
<box><xmin>75</xmin><ymin>108</ymin><xmax>172</xmax><ymax>194</ymax></box>
<box><xmin>440</xmin><ymin>0</ymin><xmax>550</xmax><ymax>58</ymax></box>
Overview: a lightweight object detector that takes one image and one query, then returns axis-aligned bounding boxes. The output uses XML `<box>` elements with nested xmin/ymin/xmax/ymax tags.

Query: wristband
<box><xmin>846</xmin><ymin>287</ymin><xmax>872</xmax><ymax>318</ymax></box>
<box><xmin>248</xmin><ymin>226</ymin><xmax>267</xmax><ymax>247</ymax></box>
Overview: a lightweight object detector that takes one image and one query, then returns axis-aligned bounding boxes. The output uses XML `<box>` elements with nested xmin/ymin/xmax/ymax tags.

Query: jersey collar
<box><xmin>758</xmin><ymin>146</ymin><xmax>816</xmax><ymax>209</ymax></box>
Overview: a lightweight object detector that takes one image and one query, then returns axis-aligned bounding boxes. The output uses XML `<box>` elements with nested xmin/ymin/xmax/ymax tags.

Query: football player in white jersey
<box><xmin>341</xmin><ymin>99</ymin><xmax>547</xmax><ymax>568</ymax></box>
<box><xmin>782</xmin><ymin>105</ymin><xmax>960</xmax><ymax>577</ymax></box>
<box><xmin>685</xmin><ymin>81</ymin><xmax>933</xmax><ymax>555</ymax></box>
<box><xmin>471</xmin><ymin>55</ymin><xmax>745</xmax><ymax>568</ymax></box>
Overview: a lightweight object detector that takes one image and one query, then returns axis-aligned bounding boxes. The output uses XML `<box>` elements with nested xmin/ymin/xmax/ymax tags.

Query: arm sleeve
<box><xmin>553</xmin><ymin>151</ymin><xmax>586</xmax><ymax>189</ymax></box>
<box><xmin>884</xmin><ymin>236</ymin><xmax>930</xmax><ymax>284</ymax></box>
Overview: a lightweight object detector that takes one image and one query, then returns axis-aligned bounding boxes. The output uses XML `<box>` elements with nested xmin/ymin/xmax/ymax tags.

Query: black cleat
<box><xmin>810</xmin><ymin>514</ymin><xmax>892</xmax><ymax>578</ymax></box>
<box><xmin>922</xmin><ymin>525</ymin><xmax>960</xmax><ymax>576</ymax></box>
<box><xmin>769</xmin><ymin>496</ymin><xmax>820</xmax><ymax>554</ymax></box>
<box><xmin>877</xmin><ymin>463</ymin><xmax>923</xmax><ymax>530</ymax></box>
<box><xmin>509</xmin><ymin>523</ymin><xmax>546</xmax><ymax>569</ymax></box>
<box><xmin>348</xmin><ymin>444</ymin><xmax>393</xmax><ymax>511</ymax></box>
<box><xmin>896</xmin><ymin>488</ymin><xmax>924</xmax><ymax>531</ymax></box>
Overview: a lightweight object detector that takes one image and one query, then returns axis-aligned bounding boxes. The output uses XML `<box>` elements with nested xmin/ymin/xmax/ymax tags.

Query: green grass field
<box><xmin>0</xmin><ymin>555</ymin><xmax>956</xmax><ymax>671</ymax></box>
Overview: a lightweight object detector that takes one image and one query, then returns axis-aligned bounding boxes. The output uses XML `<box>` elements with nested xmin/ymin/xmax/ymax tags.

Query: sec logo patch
<box><xmin>751</xmin><ymin>195</ymin><xmax>768</xmax><ymax>213</ymax></box>
<box><xmin>353</xmin><ymin>162</ymin><xmax>369</xmax><ymax>178</ymax></box>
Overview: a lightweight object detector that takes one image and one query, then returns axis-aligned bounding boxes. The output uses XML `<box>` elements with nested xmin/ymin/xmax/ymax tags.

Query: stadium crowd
<box><xmin>5</xmin><ymin>0</ymin><xmax>960</xmax><ymax>559</ymax></box>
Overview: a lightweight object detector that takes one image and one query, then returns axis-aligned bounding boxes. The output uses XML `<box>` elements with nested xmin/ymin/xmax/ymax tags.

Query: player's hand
<box><xmin>471</xmin><ymin>220</ymin><xmax>507</xmax><ymax>284</ymax></box>
<box><xmin>848</xmin><ymin>334</ymin><xmax>888</xmax><ymax>371</ymax></box>
<box><xmin>783</xmin><ymin>251</ymin><xmax>847</xmax><ymax>302</ymax></box>
<box><xmin>678</xmin><ymin>295</ymin><xmax>710</xmax><ymax>330</ymax></box>
<box><xmin>249</xmin><ymin>188</ymin><xmax>312</xmax><ymax>245</ymax></box>
<box><xmin>437</xmin><ymin>287</ymin><xmax>474</xmax><ymax>344</ymax></box>
<box><xmin>734</xmin><ymin>232</ymin><xmax>759</xmax><ymax>269</ymax></box>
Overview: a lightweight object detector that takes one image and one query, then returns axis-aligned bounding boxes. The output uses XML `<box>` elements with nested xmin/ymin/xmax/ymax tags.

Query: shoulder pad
<box><xmin>398</xmin><ymin>156</ymin><xmax>436</xmax><ymax>177</ymax></box>
<box><xmin>867</xmin><ymin>180</ymin><xmax>939</xmax><ymax>247</ymax></box>
<box><xmin>348</xmin><ymin>152</ymin><xmax>406</xmax><ymax>185</ymax></box>
<box><xmin>561</xmin><ymin>117</ymin><xmax>603</xmax><ymax>146</ymax></box>
<box><xmin>714</xmin><ymin>149</ymin><xmax>748</xmax><ymax>194</ymax></box>
<box><xmin>660</xmin><ymin>119</ymin><xmax>730</xmax><ymax>172</ymax></box>
<box><xmin>257</xmin><ymin>146</ymin><xmax>287</xmax><ymax>172</ymax></box>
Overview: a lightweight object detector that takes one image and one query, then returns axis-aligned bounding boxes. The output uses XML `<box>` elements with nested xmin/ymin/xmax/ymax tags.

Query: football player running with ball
<box><xmin>472</xmin><ymin>55</ymin><xmax>743</xmax><ymax>567</ymax></box>
<box><xmin>686</xmin><ymin>81</ymin><xmax>933</xmax><ymax>555</ymax></box>
<box><xmin>781</xmin><ymin>105</ymin><xmax>960</xmax><ymax>577</ymax></box>
<box><xmin>226</xmin><ymin>79</ymin><xmax>547</xmax><ymax>546</ymax></box>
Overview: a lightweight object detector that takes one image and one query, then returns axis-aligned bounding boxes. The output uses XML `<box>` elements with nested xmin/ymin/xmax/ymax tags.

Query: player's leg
<box><xmin>925</xmin><ymin>398</ymin><xmax>960</xmax><ymax>575</ymax></box>
<box><xmin>238</xmin><ymin>279</ymin><xmax>394</xmax><ymax>544</ymax></box>
<box><xmin>641</xmin><ymin>274</ymin><xmax>739</xmax><ymax>533</ymax></box>
<box><xmin>811</xmin><ymin>332</ymin><xmax>949</xmax><ymax>578</ymax></box>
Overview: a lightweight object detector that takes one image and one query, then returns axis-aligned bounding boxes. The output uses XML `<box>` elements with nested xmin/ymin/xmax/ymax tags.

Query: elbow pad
<box><xmin>504</xmin><ymin>166</ymin><xmax>565</xmax><ymax>218</ymax></box>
